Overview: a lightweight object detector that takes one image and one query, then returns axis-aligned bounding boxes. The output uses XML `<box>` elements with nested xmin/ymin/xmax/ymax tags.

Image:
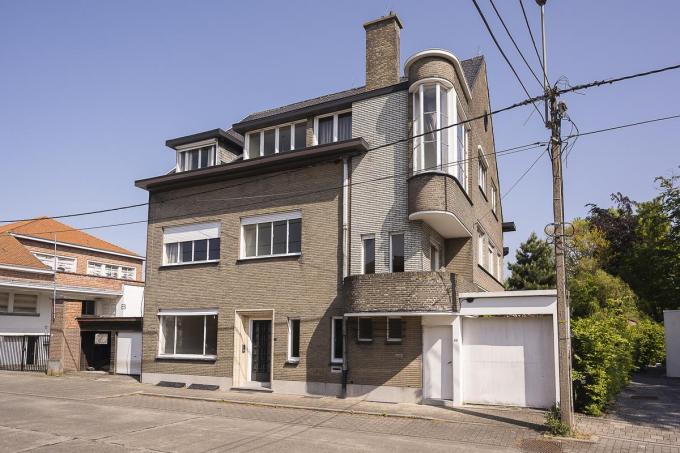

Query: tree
<box><xmin>506</xmin><ymin>232</ymin><xmax>556</xmax><ymax>290</ymax></box>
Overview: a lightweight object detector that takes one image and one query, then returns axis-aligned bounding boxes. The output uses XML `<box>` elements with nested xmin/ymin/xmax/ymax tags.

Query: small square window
<box><xmin>358</xmin><ymin>318</ymin><xmax>373</xmax><ymax>342</ymax></box>
<box><xmin>81</xmin><ymin>300</ymin><xmax>95</xmax><ymax>316</ymax></box>
<box><xmin>387</xmin><ymin>317</ymin><xmax>402</xmax><ymax>342</ymax></box>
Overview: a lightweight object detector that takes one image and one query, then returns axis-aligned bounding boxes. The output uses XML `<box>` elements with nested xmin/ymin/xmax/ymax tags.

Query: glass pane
<box><xmin>248</xmin><ymin>133</ymin><xmax>261</xmax><ymax>158</ymax></box>
<box><xmin>388</xmin><ymin>318</ymin><xmax>402</xmax><ymax>340</ymax></box>
<box><xmin>337</xmin><ymin>112</ymin><xmax>352</xmax><ymax>141</ymax></box>
<box><xmin>160</xmin><ymin>316</ymin><xmax>175</xmax><ymax>354</ymax></box>
<box><xmin>278</xmin><ymin>126</ymin><xmax>291</xmax><ymax>152</ymax></box>
<box><xmin>0</xmin><ymin>293</ymin><xmax>8</xmax><ymax>312</ymax></box>
<box><xmin>13</xmin><ymin>294</ymin><xmax>37</xmax><ymax>313</ymax></box>
<box><xmin>333</xmin><ymin>318</ymin><xmax>343</xmax><ymax>360</ymax></box>
<box><xmin>413</xmin><ymin>89</ymin><xmax>421</xmax><ymax>133</ymax></box>
<box><xmin>430</xmin><ymin>245</ymin><xmax>439</xmax><ymax>271</ymax></box>
<box><xmin>423</xmin><ymin>85</ymin><xmax>436</xmax><ymax>113</ymax></box>
<box><xmin>193</xmin><ymin>239</ymin><xmax>207</xmax><ymax>261</ymax></box>
<box><xmin>440</xmin><ymin>86</ymin><xmax>448</xmax><ymax>118</ymax></box>
<box><xmin>358</xmin><ymin>318</ymin><xmax>372</xmax><ymax>339</ymax></box>
<box><xmin>244</xmin><ymin>224</ymin><xmax>257</xmax><ymax>257</ymax></box>
<box><xmin>272</xmin><ymin>220</ymin><xmax>287</xmax><ymax>255</ymax></box>
<box><xmin>317</xmin><ymin>117</ymin><xmax>334</xmax><ymax>144</ymax></box>
<box><xmin>263</xmin><ymin>129</ymin><xmax>275</xmax><ymax>156</ymax></box>
<box><xmin>165</xmin><ymin>243</ymin><xmax>179</xmax><ymax>264</ymax></box>
<box><xmin>208</xmin><ymin>238</ymin><xmax>220</xmax><ymax>260</ymax></box>
<box><xmin>200</xmin><ymin>147</ymin><xmax>209</xmax><ymax>168</ymax></box>
<box><xmin>190</xmin><ymin>150</ymin><xmax>199</xmax><ymax>170</ymax></box>
<box><xmin>175</xmin><ymin>315</ymin><xmax>205</xmax><ymax>355</ymax></box>
<box><xmin>257</xmin><ymin>222</ymin><xmax>272</xmax><ymax>256</ymax></box>
<box><xmin>180</xmin><ymin>241</ymin><xmax>193</xmax><ymax>263</ymax></box>
<box><xmin>424</xmin><ymin>112</ymin><xmax>436</xmax><ymax>143</ymax></box>
<box><xmin>391</xmin><ymin>234</ymin><xmax>405</xmax><ymax>272</ymax></box>
<box><xmin>288</xmin><ymin>218</ymin><xmax>301</xmax><ymax>254</ymax></box>
<box><xmin>290</xmin><ymin>319</ymin><xmax>300</xmax><ymax>358</ymax></box>
<box><xmin>178</xmin><ymin>152</ymin><xmax>185</xmax><ymax>171</ymax></box>
<box><xmin>423</xmin><ymin>141</ymin><xmax>437</xmax><ymax>171</ymax></box>
<box><xmin>205</xmin><ymin>315</ymin><xmax>217</xmax><ymax>356</ymax></box>
<box><xmin>294</xmin><ymin>123</ymin><xmax>307</xmax><ymax>149</ymax></box>
<box><xmin>363</xmin><ymin>238</ymin><xmax>375</xmax><ymax>274</ymax></box>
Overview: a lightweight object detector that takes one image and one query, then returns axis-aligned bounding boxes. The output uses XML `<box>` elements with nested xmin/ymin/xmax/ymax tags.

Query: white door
<box><xmin>116</xmin><ymin>332</ymin><xmax>142</xmax><ymax>375</ymax></box>
<box><xmin>462</xmin><ymin>316</ymin><xmax>555</xmax><ymax>408</ymax></box>
<box><xmin>423</xmin><ymin>325</ymin><xmax>453</xmax><ymax>401</ymax></box>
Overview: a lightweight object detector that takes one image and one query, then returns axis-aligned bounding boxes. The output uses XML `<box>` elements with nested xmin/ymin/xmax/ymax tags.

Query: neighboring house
<box><xmin>135</xmin><ymin>13</ymin><xmax>559</xmax><ymax>407</ymax></box>
<box><xmin>0</xmin><ymin>217</ymin><xmax>145</xmax><ymax>375</ymax></box>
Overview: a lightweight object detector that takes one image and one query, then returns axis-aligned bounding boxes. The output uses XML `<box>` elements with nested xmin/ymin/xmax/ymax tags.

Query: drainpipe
<box><xmin>341</xmin><ymin>158</ymin><xmax>350</xmax><ymax>397</ymax></box>
<box><xmin>341</xmin><ymin>316</ymin><xmax>348</xmax><ymax>397</ymax></box>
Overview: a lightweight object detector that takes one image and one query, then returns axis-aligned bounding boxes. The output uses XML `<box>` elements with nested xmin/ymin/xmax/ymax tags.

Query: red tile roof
<box><xmin>0</xmin><ymin>217</ymin><xmax>141</xmax><ymax>258</ymax></box>
<box><xmin>0</xmin><ymin>235</ymin><xmax>51</xmax><ymax>270</ymax></box>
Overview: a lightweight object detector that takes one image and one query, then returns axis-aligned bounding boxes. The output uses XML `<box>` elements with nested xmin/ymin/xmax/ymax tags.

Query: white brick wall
<box><xmin>349</xmin><ymin>90</ymin><xmax>427</xmax><ymax>275</ymax></box>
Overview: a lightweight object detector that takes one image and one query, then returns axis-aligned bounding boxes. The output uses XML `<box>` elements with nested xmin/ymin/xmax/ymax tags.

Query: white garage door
<box><xmin>462</xmin><ymin>316</ymin><xmax>555</xmax><ymax>408</ymax></box>
<box><xmin>116</xmin><ymin>332</ymin><xmax>142</xmax><ymax>375</ymax></box>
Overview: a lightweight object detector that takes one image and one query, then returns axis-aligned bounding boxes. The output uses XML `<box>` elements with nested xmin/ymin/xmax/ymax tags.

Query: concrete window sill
<box><xmin>0</xmin><ymin>312</ymin><xmax>40</xmax><ymax>317</ymax></box>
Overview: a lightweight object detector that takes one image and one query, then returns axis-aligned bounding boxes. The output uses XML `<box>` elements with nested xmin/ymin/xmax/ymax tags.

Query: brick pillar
<box><xmin>48</xmin><ymin>300</ymin><xmax>82</xmax><ymax>375</ymax></box>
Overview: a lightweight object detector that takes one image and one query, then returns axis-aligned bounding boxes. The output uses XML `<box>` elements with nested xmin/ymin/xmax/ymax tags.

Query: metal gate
<box><xmin>0</xmin><ymin>335</ymin><xmax>50</xmax><ymax>372</ymax></box>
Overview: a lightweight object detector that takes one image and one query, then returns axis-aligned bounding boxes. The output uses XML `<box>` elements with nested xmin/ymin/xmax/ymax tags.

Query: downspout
<box><xmin>52</xmin><ymin>233</ymin><xmax>57</xmax><ymax>321</ymax></box>
<box><xmin>341</xmin><ymin>157</ymin><xmax>350</xmax><ymax>397</ymax></box>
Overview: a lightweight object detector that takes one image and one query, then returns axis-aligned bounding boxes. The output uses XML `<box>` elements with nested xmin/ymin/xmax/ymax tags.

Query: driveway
<box><xmin>0</xmin><ymin>371</ymin><xmax>677</xmax><ymax>452</ymax></box>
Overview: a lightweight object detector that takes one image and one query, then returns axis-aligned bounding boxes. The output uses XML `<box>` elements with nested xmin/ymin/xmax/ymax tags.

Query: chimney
<box><xmin>363</xmin><ymin>12</ymin><xmax>403</xmax><ymax>91</ymax></box>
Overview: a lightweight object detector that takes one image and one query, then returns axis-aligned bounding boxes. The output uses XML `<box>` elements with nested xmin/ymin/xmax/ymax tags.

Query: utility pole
<box><xmin>537</xmin><ymin>0</ymin><xmax>575</xmax><ymax>430</ymax></box>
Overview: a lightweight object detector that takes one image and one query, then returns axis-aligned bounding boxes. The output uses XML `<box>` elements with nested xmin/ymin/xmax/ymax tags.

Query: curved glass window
<box><xmin>412</xmin><ymin>82</ymin><xmax>467</xmax><ymax>189</ymax></box>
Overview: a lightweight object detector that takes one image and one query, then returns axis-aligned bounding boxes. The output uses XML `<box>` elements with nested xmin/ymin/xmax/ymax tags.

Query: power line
<box><xmin>564</xmin><ymin>113</ymin><xmax>680</xmax><ymax>140</ymax></box>
<box><xmin>488</xmin><ymin>0</ymin><xmax>544</xmax><ymax>88</ymax></box>
<box><xmin>471</xmin><ymin>0</ymin><xmax>546</xmax><ymax>122</ymax></box>
<box><xmin>519</xmin><ymin>0</ymin><xmax>545</xmax><ymax>76</ymax></box>
<box><xmin>556</xmin><ymin>63</ymin><xmax>680</xmax><ymax>96</ymax></box>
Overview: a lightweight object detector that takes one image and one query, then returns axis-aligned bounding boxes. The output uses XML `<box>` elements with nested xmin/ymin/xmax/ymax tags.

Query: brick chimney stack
<box><xmin>363</xmin><ymin>12</ymin><xmax>403</xmax><ymax>91</ymax></box>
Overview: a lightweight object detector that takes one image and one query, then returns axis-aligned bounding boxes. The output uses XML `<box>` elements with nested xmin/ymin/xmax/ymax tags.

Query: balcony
<box><xmin>408</xmin><ymin>172</ymin><xmax>472</xmax><ymax>239</ymax></box>
<box><xmin>343</xmin><ymin>271</ymin><xmax>459</xmax><ymax>314</ymax></box>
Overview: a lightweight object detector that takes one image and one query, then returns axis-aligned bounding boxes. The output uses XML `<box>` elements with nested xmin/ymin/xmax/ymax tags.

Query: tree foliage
<box><xmin>506</xmin><ymin>232</ymin><xmax>556</xmax><ymax>290</ymax></box>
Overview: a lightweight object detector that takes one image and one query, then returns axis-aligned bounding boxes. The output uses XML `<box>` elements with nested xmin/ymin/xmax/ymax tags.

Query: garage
<box><xmin>462</xmin><ymin>315</ymin><xmax>556</xmax><ymax>408</ymax></box>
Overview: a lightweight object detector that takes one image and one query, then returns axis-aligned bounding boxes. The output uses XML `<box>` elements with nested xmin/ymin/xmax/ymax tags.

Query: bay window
<box><xmin>177</xmin><ymin>145</ymin><xmax>215</xmax><ymax>172</ymax></box>
<box><xmin>314</xmin><ymin>111</ymin><xmax>352</xmax><ymax>145</ymax></box>
<box><xmin>241</xmin><ymin>211</ymin><xmax>302</xmax><ymax>259</ymax></box>
<box><xmin>245</xmin><ymin>121</ymin><xmax>307</xmax><ymax>159</ymax></box>
<box><xmin>163</xmin><ymin>222</ymin><xmax>221</xmax><ymax>265</ymax></box>
<box><xmin>158</xmin><ymin>311</ymin><xmax>218</xmax><ymax>359</ymax></box>
<box><xmin>412</xmin><ymin>81</ymin><xmax>468</xmax><ymax>189</ymax></box>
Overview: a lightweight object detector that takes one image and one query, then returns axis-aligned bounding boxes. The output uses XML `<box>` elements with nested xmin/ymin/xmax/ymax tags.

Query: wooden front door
<box><xmin>250</xmin><ymin>320</ymin><xmax>271</xmax><ymax>382</ymax></box>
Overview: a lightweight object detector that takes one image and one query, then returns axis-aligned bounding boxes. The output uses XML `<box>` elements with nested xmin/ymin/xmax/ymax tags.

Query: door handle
<box><xmin>242</xmin><ymin>344</ymin><xmax>246</xmax><ymax>353</ymax></box>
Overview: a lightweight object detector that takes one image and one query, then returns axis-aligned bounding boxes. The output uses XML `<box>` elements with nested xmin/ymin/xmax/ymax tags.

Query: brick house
<box><xmin>0</xmin><ymin>217</ymin><xmax>145</xmax><ymax>375</ymax></box>
<box><xmin>135</xmin><ymin>13</ymin><xmax>559</xmax><ymax>407</ymax></box>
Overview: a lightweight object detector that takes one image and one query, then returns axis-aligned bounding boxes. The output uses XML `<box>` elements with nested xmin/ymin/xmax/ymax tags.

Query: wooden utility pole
<box><xmin>538</xmin><ymin>0</ymin><xmax>575</xmax><ymax>429</ymax></box>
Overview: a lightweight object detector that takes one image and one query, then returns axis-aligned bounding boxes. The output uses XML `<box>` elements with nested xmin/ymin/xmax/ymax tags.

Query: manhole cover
<box><xmin>631</xmin><ymin>395</ymin><xmax>659</xmax><ymax>400</ymax></box>
<box><xmin>517</xmin><ymin>438</ymin><xmax>562</xmax><ymax>453</ymax></box>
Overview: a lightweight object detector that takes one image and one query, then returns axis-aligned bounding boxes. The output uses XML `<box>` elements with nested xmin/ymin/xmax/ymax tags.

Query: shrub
<box><xmin>630</xmin><ymin>318</ymin><xmax>665</xmax><ymax>370</ymax></box>
<box><xmin>545</xmin><ymin>404</ymin><xmax>571</xmax><ymax>436</ymax></box>
<box><xmin>571</xmin><ymin>316</ymin><xmax>634</xmax><ymax>416</ymax></box>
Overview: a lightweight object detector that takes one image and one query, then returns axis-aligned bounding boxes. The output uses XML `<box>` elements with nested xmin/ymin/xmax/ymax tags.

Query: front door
<box><xmin>116</xmin><ymin>332</ymin><xmax>142</xmax><ymax>375</ymax></box>
<box><xmin>423</xmin><ymin>325</ymin><xmax>453</xmax><ymax>401</ymax></box>
<box><xmin>250</xmin><ymin>320</ymin><xmax>271</xmax><ymax>382</ymax></box>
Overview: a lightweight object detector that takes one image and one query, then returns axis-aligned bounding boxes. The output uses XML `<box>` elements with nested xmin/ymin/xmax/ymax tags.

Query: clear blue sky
<box><xmin>1</xmin><ymin>1</ymin><xmax>678</xmax><ymax>262</ymax></box>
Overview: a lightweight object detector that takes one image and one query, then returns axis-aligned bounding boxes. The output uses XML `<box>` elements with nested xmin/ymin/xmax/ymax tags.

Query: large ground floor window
<box><xmin>158</xmin><ymin>311</ymin><xmax>218</xmax><ymax>359</ymax></box>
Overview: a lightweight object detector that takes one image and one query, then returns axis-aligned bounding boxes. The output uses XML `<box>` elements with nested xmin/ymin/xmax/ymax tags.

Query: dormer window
<box><xmin>177</xmin><ymin>145</ymin><xmax>215</xmax><ymax>172</ymax></box>
<box><xmin>314</xmin><ymin>111</ymin><xmax>352</xmax><ymax>145</ymax></box>
<box><xmin>245</xmin><ymin>121</ymin><xmax>307</xmax><ymax>159</ymax></box>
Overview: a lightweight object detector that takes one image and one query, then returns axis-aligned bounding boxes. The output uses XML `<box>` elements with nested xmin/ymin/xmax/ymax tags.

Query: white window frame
<box><xmin>162</xmin><ymin>221</ymin><xmax>221</xmax><ymax>266</ymax></box>
<box><xmin>33</xmin><ymin>253</ymin><xmax>77</xmax><ymax>273</ymax></box>
<box><xmin>287</xmin><ymin>318</ymin><xmax>301</xmax><ymax>363</ymax></box>
<box><xmin>330</xmin><ymin>316</ymin><xmax>344</xmax><ymax>364</ymax></box>
<box><xmin>488</xmin><ymin>243</ymin><xmax>495</xmax><ymax>276</ymax></box>
<box><xmin>357</xmin><ymin>317</ymin><xmax>373</xmax><ymax>342</ymax></box>
<box><xmin>497</xmin><ymin>253</ymin><xmax>503</xmax><ymax>280</ymax></box>
<box><xmin>386</xmin><ymin>317</ymin><xmax>403</xmax><ymax>342</ymax></box>
<box><xmin>87</xmin><ymin>260</ymin><xmax>136</xmax><ymax>280</ymax></box>
<box><xmin>361</xmin><ymin>234</ymin><xmax>375</xmax><ymax>275</ymax></box>
<box><xmin>176</xmin><ymin>140</ymin><xmax>217</xmax><ymax>172</ymax></box>
<box><xmin>157</xmin><ymin>310</ymin><xmax>218</xmax><ymax>360</ymax></box>
<box><xmin>240</xmin><ymin>211</ymin><xmax>302</xmax><ymax>260</ymax></box>
<box><xmin>389</xmin><ymin>232</ymin><xmax>405</xmax><ymax>273</ymax></box>
<box><xmin>478</xmin><ymin>146</ymin><xmax>488</xmax><ymax>195</ymax></box>
<box><xmin>244</xmin><ymin>120</ymin><xmax>307</xmax><ymax>159</ymax></box>
<box><xmin>491</xmin><ymin>183</ymin><xmax>498</xmax><ymax>215</ymax></box>
<box><xmin>0</xmin><ymin>292</ymin><xmax>39</xmax><ymax>315</ymax></box>
<box><xmin>430</xmin><ymin>241</ymin><xmax>441</xmax><ymax>271</ymax></box>
<box><xmin>313</xmin><ymin>109</ymin><xmax>352</xmax><ymax>145</ymax></box>
<box><xmin>477</xmin><ymin>228</ymin><xmax>486</xmax><ymax>268</ymax></box>
<box><xmin>411</xmin><ymin>79</ymin><xmax>455</xmax><ymax>175</ymax></box>
<box><xmin>455</xmin><ymin>99</ymin><xmax>469</xmax><ymax>193</ymax></box>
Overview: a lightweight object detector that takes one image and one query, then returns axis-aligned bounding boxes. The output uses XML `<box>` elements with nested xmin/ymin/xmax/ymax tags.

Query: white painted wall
<box><xmin>461</xmin><ymin>316</ymin><xmax>556</xmax><ymax>408</ymax></box>
<box><xmin>0</xmin><ymin>292</ymin><xmax>51</xmax><ymax>335</ymax></box>
<box><xmin>117</xmin><ymin>285</ymin><xmax>144</xmax><ymax>317</ymax></box>
<box><xmin>664</xmin><ymin>310</ymin><xmax>680</xmax><ymax>377</ymax></box>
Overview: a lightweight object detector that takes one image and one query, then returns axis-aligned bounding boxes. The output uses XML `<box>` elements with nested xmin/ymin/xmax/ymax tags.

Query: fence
<box><xmin>0</xmin><ymin>335</ymin><xmax>50</xmax><ymax>372</ymax></box>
